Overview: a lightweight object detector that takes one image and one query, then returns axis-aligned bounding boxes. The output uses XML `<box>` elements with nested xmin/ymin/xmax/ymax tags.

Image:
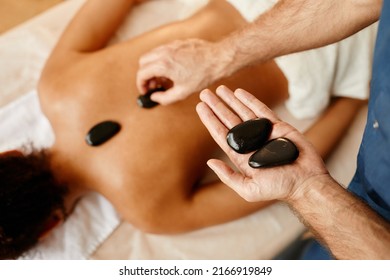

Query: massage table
<box><xmin>0</xmin><ymin>0</ymin><xmax>369</xmax><ymax>259</ymax></box>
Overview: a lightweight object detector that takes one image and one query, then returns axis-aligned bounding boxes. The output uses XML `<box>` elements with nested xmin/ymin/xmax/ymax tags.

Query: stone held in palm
<box><xmin>227</xmin><ymin>118</ymin><xmax>273</xmax><ymax>154</ymax></box>
<box><xmin>248</xmin><ymin>137</ymin><xmax>299</xmax><ymax>168</ymax></box>
<box><xmin>85</xmin><ymin>120</ymin><xmax>121</xmax><ymax>146</ymax></box>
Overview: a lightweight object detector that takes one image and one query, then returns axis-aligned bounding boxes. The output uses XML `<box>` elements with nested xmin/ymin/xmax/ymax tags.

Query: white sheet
<box><xmin>0</xmin><ymin>0</ymin><xmax>366</xmax><ymax>259</ymax></box>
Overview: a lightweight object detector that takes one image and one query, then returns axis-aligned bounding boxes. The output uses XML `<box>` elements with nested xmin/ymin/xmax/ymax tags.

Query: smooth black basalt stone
<box><xmin>227</xmin><ymin>118</ymin><xmax>272</xmax><ymax>154</ymax></box>
<box><xmin>248</xmin><ymin>137</ymin><xmax>299</xmax><ymax>168</ymax></box>
<box><xmin>137</xmin><ymin>87</ymin><xmax>165</xmax><ymax>109</ymax></box>
<box><xmin>85</xmin><ymin>121</ymin><xmax>121</xmax><ymax>146</ymax></box>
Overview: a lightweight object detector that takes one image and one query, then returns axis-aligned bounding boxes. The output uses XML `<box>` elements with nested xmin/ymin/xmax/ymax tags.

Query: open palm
<box><xmin>196</xmin><ymin>86</ymin><xmax>329</xmax><ymax>202</ymax></box>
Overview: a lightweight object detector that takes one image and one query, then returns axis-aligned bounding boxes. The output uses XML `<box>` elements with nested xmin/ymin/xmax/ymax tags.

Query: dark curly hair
<box><xmin>0</xmin><ymin>150</ymin><xmax>68</xmax><ymax>259</ymax></box>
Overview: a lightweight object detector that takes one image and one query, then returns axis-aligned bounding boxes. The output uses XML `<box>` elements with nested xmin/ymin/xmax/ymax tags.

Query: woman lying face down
<box><xmin>0</xmin><ymin>0</ymin><xmax>365</xmax><ymax>259</ymax></box>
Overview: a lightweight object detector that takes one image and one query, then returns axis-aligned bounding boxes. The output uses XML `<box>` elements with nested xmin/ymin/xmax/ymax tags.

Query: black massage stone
<box><xmin>85</xmin><ymin>121</ymin><xmax>121</xmax><ymax>147</ymax></box>
<box><xmin>137</xmin><ymin>87</ymin><xmax>165</xmax><ymax>109</ymax></box>
<box><xmin>248</xmin><ymin>137</ymin><xmax>299</xmax><ymax>168</ymax></box>
<box><xmin>227</xmin><ymin>118</ymin><xmax>272</xmax><ymax>154</ymax></box>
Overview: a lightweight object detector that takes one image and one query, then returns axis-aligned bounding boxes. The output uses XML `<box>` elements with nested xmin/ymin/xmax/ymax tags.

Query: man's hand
<box><xmin>196</xmin><ymin>85</ymin><xmax>329</xmax><ymax>202</ymax></box>
<box><xmin>136</xmin><ymin>39</ymin><xmax>230</xmax><ymax>105</ymax></box>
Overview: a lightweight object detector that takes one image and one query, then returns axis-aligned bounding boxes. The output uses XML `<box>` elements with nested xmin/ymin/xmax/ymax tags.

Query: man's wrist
<box><xmin>210</xmin><ymin>39</ymin><xmax>240</xmax><ymax>80</ymax></box>
<box><xmin>286</xmin><ymin>173</ymin><xmax>338</xmax><ymax>206</ymax></box>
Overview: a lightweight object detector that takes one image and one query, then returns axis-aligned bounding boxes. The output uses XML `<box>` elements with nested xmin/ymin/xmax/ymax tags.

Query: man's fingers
<box><xmin>207</xmin><ymin>159</ymin><xmax>259</xmax><ymax>202</ymax></box>
<box><xmin>136</xmin><ymin>61</ymin><xmax>169</xmax><ymax>94</ymax></box>
<box><xmin>150</xmin><ymin>86</ymin><xmax>183</xmax><ymax>105</ymax></box>
<box><xmin>196</xmin><ymin>101</ymin><xmax>239</xmax><ymax>157</ymax></box>
<box><xmin>234</xmin><ymin>89</ymin><xmax>280</xmax><ymax>123</ymax></box>
<box><xmin>196</xmin><ymin>101</ymin><xmax>250</xmax><ymax>167</ymax></box>
<box><xmin>145</xmin><ymin>77</ymin><xmax>173</xmax><ymax>91</ymax></box>
<box><xmin>199</xmin><ymin>89</ymin><xmax>242</xmax><ymax>129</ymax></box>
<box><xmin>215</xmin><ymin>86</ymin><xmax>257</xmax><ymax>121</ymax></box>
<box><xmin>196</xmin><ymin>101</ymin><xmax>229</xmax><ymax>146</ymax></box>
<box><xmin>138</xmin><ymin>46</ymin><xmax>168</xmax><ymax>66</ymax></box>
<box><xmin>207</xmin><ymin>159</ymin><xmax>252</xmax><ymax>200</ymax></box>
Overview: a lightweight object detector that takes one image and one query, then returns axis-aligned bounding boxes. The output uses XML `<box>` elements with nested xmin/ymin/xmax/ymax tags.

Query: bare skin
<box><xmin>197</xmin><ymin>87</ymin><xmax>390</xmax><ymax>259</ymax></box>
<box><xmin>136</xmin><ymin>0</ymin><xmax>382</xmax><ymax>105</ymax></box>
<box><xmin>36</xmin><ymin>0</ymin><xmax>362</xmax><ymax>234</ymax></box>
<box><xmin>38</xmin><ymin>0</ymin><xmax>285</xmax><ymax>233</ymax></box>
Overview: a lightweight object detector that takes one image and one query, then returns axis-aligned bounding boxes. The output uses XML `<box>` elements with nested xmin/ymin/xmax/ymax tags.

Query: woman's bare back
<box><xmin>38</xmin><ymin>0</ymin><xmax>287</xmax><ymax>232</ymax></box>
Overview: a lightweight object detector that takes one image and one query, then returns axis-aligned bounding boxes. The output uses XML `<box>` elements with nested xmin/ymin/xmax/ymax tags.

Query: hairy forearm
<box><xmin>217</xmin><ymin>0</ymin><xmax>382</xmax><ymax>76</ymax></box>
<box><xmin>289</xmin><ymin>175</ymin><xmax>390</xmax><ymax>259</ymax></box>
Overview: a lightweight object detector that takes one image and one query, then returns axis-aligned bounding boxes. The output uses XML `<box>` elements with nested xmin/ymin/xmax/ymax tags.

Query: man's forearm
<box><xmin>289</xmin><ymin>175</ymin><xmax>390</xmax><ymax>259</ymax></box>
<box><xmin>218</xmin><ymin>0</ymin><xmax>382</xmax><ymax>76</ymax></box>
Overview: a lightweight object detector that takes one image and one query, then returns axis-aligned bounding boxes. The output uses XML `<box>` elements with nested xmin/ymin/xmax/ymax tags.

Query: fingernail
<box><xmin>199</xmin><ymin>89</ymin><xmax>209</xmax><ymax>101</ymax></box>
<box><xmin>207</xmin><ymin>160</ymin><xmax>215</xmax><ymax>169</ymax></box>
